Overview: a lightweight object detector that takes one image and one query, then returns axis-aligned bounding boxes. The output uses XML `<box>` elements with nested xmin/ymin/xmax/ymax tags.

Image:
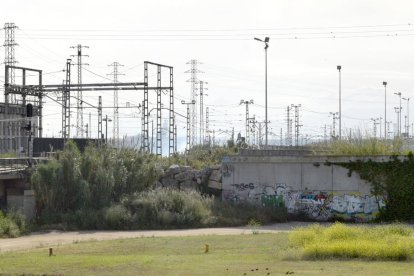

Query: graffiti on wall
<box><xmin>222</xmin><ymin>182</ymin><xmax>385</xmax><ymax>221</ymax></box>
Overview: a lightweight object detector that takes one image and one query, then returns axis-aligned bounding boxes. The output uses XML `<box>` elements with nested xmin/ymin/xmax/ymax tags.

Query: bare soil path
<box><xmin>0</xmin><ymin>221</ymin><xmax>324</xmax><ymax>252</ymax></box>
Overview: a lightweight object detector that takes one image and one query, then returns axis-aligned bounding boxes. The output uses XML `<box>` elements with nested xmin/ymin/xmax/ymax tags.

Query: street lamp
<box><xmin>337</xmin><ymin>65</ymin><xmax>342</xmax><ymax>140</ymax></box>
<box><xmin>103</xmin><ymin>115</ymin><xmax>112</xmax><ymax>143</ymax></box>
<box><xmin>383</xmin><ymin>81</ymin><xmax>387</xmax><ymax>140</ymax></box>
<box><xmin>254</xmin><ymin>36</ymin><xmax>270</xmax><ymax>148</ymax></box>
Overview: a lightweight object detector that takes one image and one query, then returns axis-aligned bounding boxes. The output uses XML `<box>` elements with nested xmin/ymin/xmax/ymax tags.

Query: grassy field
<box><xmin>1</xmin><ymin>231</ymin><xmax>414</xmax><ymax>275</ymax></box>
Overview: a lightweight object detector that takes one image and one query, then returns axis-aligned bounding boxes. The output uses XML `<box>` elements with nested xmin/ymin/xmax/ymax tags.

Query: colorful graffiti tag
<box><xmin>222</xmin><ymin>182</ymin><xmax>384</xmax><ymax>221</ymax></box>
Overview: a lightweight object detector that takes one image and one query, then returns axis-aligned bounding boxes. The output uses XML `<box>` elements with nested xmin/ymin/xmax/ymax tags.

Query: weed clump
<box><xmin>289</xmin><ymin>222</ymin><xmax>414</xmax><ymax>261</ymax></box>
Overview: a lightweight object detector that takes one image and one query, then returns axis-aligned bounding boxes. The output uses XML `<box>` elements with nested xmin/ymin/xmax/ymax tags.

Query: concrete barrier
<box><xmin>222</xmin><ymin>154</ymin><xmax>390</xmax><ymax>221</ymax></box>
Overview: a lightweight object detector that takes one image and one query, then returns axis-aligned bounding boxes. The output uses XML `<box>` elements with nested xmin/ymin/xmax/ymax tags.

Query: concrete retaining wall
<box><xmin>222</xmin><ymin>155</ymin><xmax>389</xmax><ymax>221</ymax></box>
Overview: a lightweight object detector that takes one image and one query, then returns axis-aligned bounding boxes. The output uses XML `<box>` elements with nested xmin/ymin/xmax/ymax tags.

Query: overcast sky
<box><xmin>1</xmin><ymin>0</ymin><xmax>414</xmax><ymax>149</ymax></box>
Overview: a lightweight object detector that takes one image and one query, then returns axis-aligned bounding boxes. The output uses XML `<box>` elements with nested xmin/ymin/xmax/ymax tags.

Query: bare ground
<box><xmin>0</xmin><ymin>221</ymin><xmax>324</xmax><ymax>252</ymax></box>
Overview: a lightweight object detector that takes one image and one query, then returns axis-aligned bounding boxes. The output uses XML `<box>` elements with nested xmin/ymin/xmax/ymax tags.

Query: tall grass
<box><xmin>289</xmin><ymin>223</ymin><xmax>414</xmax><ymax>260</ymax></box>
<box><xmin>312</xmin><ymin>132</ymin><xmax>405</xmax><ymax>156</ymax></box>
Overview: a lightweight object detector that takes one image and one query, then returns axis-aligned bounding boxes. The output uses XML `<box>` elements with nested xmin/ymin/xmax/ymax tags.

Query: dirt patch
<box><xmin>0</xmin><ymin>222</ymin><xmax>325</xmax><ymax>252</ymax></box>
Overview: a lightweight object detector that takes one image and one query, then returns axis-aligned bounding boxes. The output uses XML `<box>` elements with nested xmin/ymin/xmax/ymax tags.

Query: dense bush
<box><xmin>0</xmin><ymin>210</ymin><xmax>27</xmax><ymax>238</ymax></box>
<box><xmin>289</xmin><ymin>223</ymin><xmax>414</xmax><ymax>260</ymax></box>
<box><xmin>342</xmin><ymin>153</ymin><xmax>414</xmax><ymax>221</ymax></box>
<box><xmin>34</xmin><ymin>189</ymin><xmax>287</xmax><ymax>230</ymax></box>
<box><xmin>31</xmin><ymin>141</ymin><xmax>160</xmax><ymax>216</ymax></box>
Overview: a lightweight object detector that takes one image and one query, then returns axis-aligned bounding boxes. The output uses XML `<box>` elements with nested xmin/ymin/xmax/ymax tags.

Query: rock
<box><xmin>175</xmin><ymin>170</ymin><xmax>194</xmax><ymax>181</ymax></box>
<box><xmin>161</xmin><ymin>178</ymin><xmax>178</xmax><ymax>188</ymax></box>
<box><xmin>168</xmin><ymin>164</ymin><xmax>181</xmax><ymax>175</ymax></box>
<box><xmin>209</xmin><ymin>169</ymin><xmax>222</xmax><ymax>182</ymax></box>
<box><xmin>180</xmin><ymin>180</ymin><xmax>198</xmax><ymax>190</ymax></box>
<box><xmin>208</xmin><ymin>180</ymin><xmax>222</xmax><ymax>190</ymax></box>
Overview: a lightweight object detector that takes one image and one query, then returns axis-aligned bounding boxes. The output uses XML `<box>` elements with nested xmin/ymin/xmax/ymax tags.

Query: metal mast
<box><xmin>205</xmin><ymin>107</ymin><xmax>210</xmax><ymax>145</ymax></box>
<box><xmin>3</xmin><ymin>23</ymin><xmax>18</xmax><ymax>104</ymax></box>
<box><xmin>199</xmin><ymin>81</ymin><xmax>208</xmax><ymax>145</ymax></box>
<box><xmin>107</xmin><ymin>62</ymin><xmax>124</xmax><ymax>145</ymax></box>
<box><xmin>291</xmin><ymin>104</ymin><xmax>302</xmax><ymax>146</ymax></box>
<box><xmin>62</xmin><ymin>59</ymin><xmax>72</xmax><ymax>140</ymax></box>
<box><xmin>70</xmin><ymin>44</ymin><xmax>89</xmax><ymax>137</ymax></box>
<box><xmin>185</xmin><ymin>59</ymin><xmax>202</xmax><ymax>147</ymax></box>
<box><xmin>240</xmin><ymin>99</ymin><xmax>254</xmax><ymax>145</ymax></box>
<box><xmin>98</xmin><ymin>96</ymin><xmax>102</xmax><ymax>140</ymax></box>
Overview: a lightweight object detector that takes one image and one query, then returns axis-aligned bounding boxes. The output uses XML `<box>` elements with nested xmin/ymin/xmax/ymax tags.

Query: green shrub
<box><xmin>0</xmin><ymin>210</ymin><xmax>27</xmax><ymax>238</ymax></box>
<box><xmin>289</xmin><ymin>222</ymin><xmax>414</xmax><ymax>260</ymax></box>
<box><xmin>123</xmin><ymin>188</ymin><xmax>216</xmax><ymax>229</ymax></box>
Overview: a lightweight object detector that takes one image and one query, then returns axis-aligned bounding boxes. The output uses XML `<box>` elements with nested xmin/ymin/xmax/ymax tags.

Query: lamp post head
<box><xmin>264</xmin><ymin>37</ymin><xmax>270</xmax><ymax>43</ymax></box>
<box><xmin>337</xmin><ymin>65</ymin><xmax>341</xmax><ymax>71</ymax></box>
<box><xmin>383</xmin><ymin>81</ymin><xmax>387</xmax><ymax>86</ymax></box>
<box><xmin>181</xmin><ymin>100</ymin><xmax>185</xmax><ymax>104</ymax></box>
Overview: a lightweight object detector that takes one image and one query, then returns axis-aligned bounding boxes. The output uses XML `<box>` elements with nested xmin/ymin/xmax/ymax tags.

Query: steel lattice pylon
<box><xmin>70</xmin><ymin>44</ymin><xmax>89</xmax><ymax>138</ymax></box>
<box><xmin>108</xmin><ymin>62</ymin><xmax>124</xmax><ymax>146</ymax></box>
<box><xmin>3</xmin><ymin>23</ymin><xmax>18</xmax><ymax>104</ymax></box>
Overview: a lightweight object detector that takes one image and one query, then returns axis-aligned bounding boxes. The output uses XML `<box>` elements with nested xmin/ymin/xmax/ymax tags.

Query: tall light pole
<box><xmin>403</xmin><ymin>97</ymin><xmax>410</xmax><ymax>137</ymax></box>
<box><xmin>394</xmin><ymin>92</ymin><xmax>402</xmax><ymax>136</ymax></box>
<box><xmin>337</xmin><ymin>65</ymin><xmax>342</xmax><ymax>140</ymax></box>
<box><xmin>254</xmin><ymin>36</ymin><xmax>270</xmax><ymax>148</ymax></box>
<box><xmin>383</xmin><ymin>81</ymin><xmax>387</xmax><ymax>140</ymax></box>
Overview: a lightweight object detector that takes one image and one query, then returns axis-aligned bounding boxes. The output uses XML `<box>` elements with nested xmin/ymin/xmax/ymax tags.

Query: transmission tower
<box><xmin>70</xmin><ymin>45</ymin><xmax>89</xmax><ymax>137</ymax></box>
<box><xmin>240</xmin><ymin>99</ymin><xmax>254</xmax><ymax>145</ymax></box>
<box><xmin>107</xmin><ymin>62</ymin><xmax>124</xmax><ymax>145</ymax></box>
<box><xmin>185</xmin><ymin>59</ymin><xmax>202</xmax><ymax>147</ymax></box>
<box><xmin>3</xmin><ymin>23</ymin><xmax>18</xmax><ymax>104</ymax></box>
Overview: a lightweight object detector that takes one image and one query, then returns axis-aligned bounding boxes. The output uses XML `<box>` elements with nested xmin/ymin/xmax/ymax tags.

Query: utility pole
<box><xmin>199</xmin><ymin>81</ymin><xmax>208</xmax><ymax>145</ymax></box>
<box><xmin>185</xmin><ymin>60</ymin><xmax>202</xmax><ymax>147</ymax></box>
<box><xmin>291</xmin><ymin>104</ymin><xmax>302</xmax><ymax>146</ymax></box>
<box><xmin>394</xmin><ymin>92</ymin><xmax>402</xmax><ymax>137</ymax></box>
<box><xmin>337</xmin><ymin>65</ymin><xmax>342</xmax><ymax>140</ymax></box>
<box><xmin>107</xmin><ymin>62</ymin><xmax>124</xmax><ymax>145</ymax></box>
<box><xmin>70</xmin><ymin>44</ymin><xmax>89</xmax><ymax>138</ymax></box>
<box><xmin>205</xmin><ymin>107</ymin><xmax>210</xmax><ymax>145</ymax></box>
<box><xmin>330</xmin><ymin>112</ymin><xmax>339</xmax><ymax>139</ymax></box>
<box><xmin>386</xmin><ymin>121</ymin><xmax>392</xmax><ymax>140</ymax></box>
<box><xmin>286</xmin><ymin>106</ymin><xmax>293</xmax><ymax>146</ymax></box>
<box><xmin>371</xmin><ymin>118</ymin><xmax>380</xmax><ymax>137</ymax></box>
<box><xmin>3</xmin><ymin>23</ymin><xmax>18</xmax><ymax>104</ymax></box>
<box><xmin>394</xmin><ymin>107</ymin><xmax>401</xmax><ymax>137</ymax></box>
<box><xmin>240</xmin><ymin>99</ymin><xmax>254</xmax><ymax>145</ymax></box>
<box><xmin>98</xmin><ymin>96</ymin><xmax>102</xmax><ymax>140</ymax></box>
<box><xmin>62</xmin><ymin>59</ymin><xmax>72</xmax><ymax>140</ymax></box>
<box><xmin>402</xmin><ymin>97</ymin><xmax>410</xmax><ymax>137</ymax></box>
<box><xmin>103</xmin><ymin>115</ymin><xmax>112</xmax><ymax>143</ymax></box>
<box><xmin>88</xmin><ymin>112</ymin><xmax>92</xmax><ymax>138</ymax></box>
<box><xmin>182</xmin><ymin>100</ymin><xmax>195</xmax><ymax>152</ymax></box>
<box><xmin>383</xmin><ymin>81</ymin><xmax>387</xmax><ymax>140</ymax></box>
